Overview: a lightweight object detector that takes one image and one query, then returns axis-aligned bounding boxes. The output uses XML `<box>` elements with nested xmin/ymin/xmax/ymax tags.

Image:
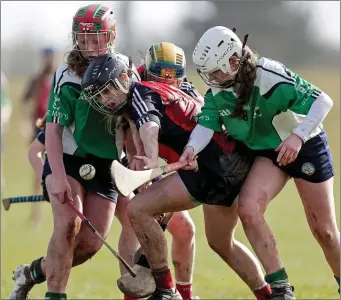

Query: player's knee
<box><xmin>311</xmin><ymin>223</ymin><xmax>339</xmax><ymax>246</ymax></box>
<box><xmin>172</xmin><ymin>218</ymin><xmax>195</xmax><ymax>242</ymax></box>
<box><xmin>127</xmin><ymin>200</ymin><xmax>143</xmax><ymax>222</ymax></box>
<box><xmin>66</xmin><ymin>219</ymin><xmax>81</xmax><ymax>243</ymax></box>
<box><xmin>238</xmin><ymin>196</ymin><xmax>264</xmax><ymax>226</ymax></box>
<box><xmin>73</xmin><ymin>240</ymin><xmax>100</xmax><ymax>266</ymax></box>
<box><xmin>206</xmin><ymin>235</ymin><xmax>232</xmax><ymax>260</ymax></box>
<box><xmin>87</xmin><ymin>239</ymin><xmax>103</xmax><ymax>254</ymax></box>
<box><xmin>183</xmin><ymin>219</ymin><xmax>195</xmax><ymax>241</ymax></box>
<box><xmin>54</xmin><ymin>216</ymin><xmax>81</xmax><ymax>241</ymax></box>
<box><xmin>206</xmin><ymin>236</ymin><xmax>220</xmax><ymax>254</ymax></box>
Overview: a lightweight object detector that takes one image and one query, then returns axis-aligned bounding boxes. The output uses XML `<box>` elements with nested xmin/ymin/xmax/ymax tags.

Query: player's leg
<box><xmin>72</xmin><ymin>192</ymin><xmax>117</xmax><ymax>266</ymax></box>
<box><xmin>44</xmin><ymin>174</ymin><xmax>85</xmax><ymax>297</ymax></box>
<box><xmin>9</xmin><ymin>188</ymin><xmax>138</xmax><ymax>300</ymax></box>
<box><xmin>127</xmin><ymin>173</ymin><xmax>196</xmax><ymax>299</ymax></box>
<box><xmin>72</xmin><ymin>159</ymin><xmax>139</xmax><ymax>276</ymax></box>
<box><xmin>115</xmin><ymin>194</ymin><xmax>141</xmax><ymax>300</ymax></box>
<box><xmin>295</xmin><ymin>177</ymin><xmax>340</xmax><ymax>291</ymax></box>
<box><xmin>204</xmin><ymin>202</ymin><xmax>270</xmax><ymax>300</ymax></box>
<box><xmin>72</xmin><ymin>192</ymin><xmax>140</xmax><ymax>300</ymax></box>
<box><xmin>237</xmin><ymin>156</ymin><xmax>294</xmax><ymax>298</ymax></box>
<box><xmin>70</xmin><ymin>157</ymin><xmax>139</xmax><ymax>299</ymax></box>
<box><xmin>114</xmin><ymin>194</ymin><xmax>141</xmax><ymax>276</ymax></box>
<box><xmin>167</xmin><ymin>210</ymin><xmax>196</xmax><ymax>300</ymax></box>
<box><xmin>9</xmin><ymin>155</ymin><xmax>93</xmax><ymax>299</ymax></box>
<box><xmin>8</xmin><ymin>176</ymin><xmax>58</xmax><ymax>299</ymax></box>
<box><xmin>290</xmin><ymin>132</ymin><xmax>339</xmax><ymax>293</ymax></box>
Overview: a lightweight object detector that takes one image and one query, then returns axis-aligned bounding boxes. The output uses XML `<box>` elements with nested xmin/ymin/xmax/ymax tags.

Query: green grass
<box><xmin>1</xmin><ymin>70</ymin><xmax>340</xmax><ymax>299</ymax></box>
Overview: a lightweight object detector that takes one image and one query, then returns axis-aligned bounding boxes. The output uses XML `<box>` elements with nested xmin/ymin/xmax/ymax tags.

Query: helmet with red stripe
<box><xmin>72</xmin><ymin>4</ymin><xmax>116</xmax><ymax>58</ymax></box>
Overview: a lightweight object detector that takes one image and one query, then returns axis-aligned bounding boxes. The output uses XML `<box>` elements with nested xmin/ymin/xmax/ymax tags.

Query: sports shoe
<box><xmin>147</xmin><ymin>288</ymin><xmax>182</xmax><ymax>300</ymax></box>
<box><xmin>8</xmin><ymin>265</ymin><xmax>35</xmax><ymax>300</ymax></box>
<box><xmin>270</xmin><ymin>284</ymin><xmax>295</xmax><ymax>300</ymax></box>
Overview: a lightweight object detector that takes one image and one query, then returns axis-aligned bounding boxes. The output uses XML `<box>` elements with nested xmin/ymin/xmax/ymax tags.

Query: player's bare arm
<box><xmin>137</xmin><ymin>121</ymin><xmax>160</xmax><ymax>169</ymax></box>
<box><xmin>127</xmin><ymin>117</ymin><xmax>145</xmax><ymax>156</ymax></box>
<box><xmin>45</xmin><ymin>123</ymin><xmax>67</xmax><ymax>178</ymax></box>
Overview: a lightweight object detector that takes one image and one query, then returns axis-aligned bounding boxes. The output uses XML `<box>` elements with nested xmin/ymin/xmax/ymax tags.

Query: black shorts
<box><xmin>42</xmin><ymin>153</ymin><xmax>118</xmax><ymax>203</ymax></box>
<box><xmin>255</xmin><ymin>131</ymin><xmax>334</xmax><ymax>183</ymax></box>
<box><xmin>178</xmin><ymin>144</ymin><xmax>254</xmax><ymax>207</ymax></box>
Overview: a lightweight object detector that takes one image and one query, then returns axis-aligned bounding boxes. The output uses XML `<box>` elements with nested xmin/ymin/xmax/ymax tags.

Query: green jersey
<box><xmin>1</xmin><ymin>72</ymin><xmax>12</xmax><ymax>133</ymax></box>
<box><xmin>198</xmin><ymin>57</ymin><xmax>323</xmax><ymax>150</ymax></box>
<box><xmin>46</xmin><ymin>63</ymin><xmax>118</xmax><ymax>160</ymax></box>
<box><xmin>1</xmin><ymin>73</ymin><xmax>11</xmax><ymax>110</ymax></box>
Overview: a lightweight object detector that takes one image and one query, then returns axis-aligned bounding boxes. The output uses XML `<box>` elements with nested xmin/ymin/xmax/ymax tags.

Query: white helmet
<box><xmin>193</xmin><ymin>26</ymin><xmax>243</xmax><ymax>87</ymax></box>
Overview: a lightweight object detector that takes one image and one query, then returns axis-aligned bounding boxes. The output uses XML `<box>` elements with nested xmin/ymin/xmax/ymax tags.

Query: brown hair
<box><xmin>65</xmin><ymin>46</ymin><xmax>87</xmax><ymax>78</ymax></box>
<box><xmin>36</xmin><ymin>112</ymin><xmax>48</xmax><ymax>128</ymax></box>
<box><xmin>232</xmin><ymin>46</ymin><xmax>258</xmax><ymax>119</ymax></box>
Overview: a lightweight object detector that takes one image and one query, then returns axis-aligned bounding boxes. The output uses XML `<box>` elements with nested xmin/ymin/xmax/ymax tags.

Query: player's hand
<box><xmin>137</xmin><ymin>181</ymin><xmax>152</xmax><ymax>193</ymax></box>
<box><xmin>275</xmin><ymin>133</ymin><xmax>303</xmax><ymax>166</ymax></box>
<box><xmin>134</xmin><ymin>155</ymin><xmax>158</xmax><ymax>170</ymax></box>
<box><xmin>179</xmin><ymin>146</ymin><xmax>199</xmax><ymax>171</ymax></box>
<box><xmin>130</xmin><ymin>157</ymin><xmax>145</xmax><ymax>171</ymax></box>
<box><xmin>49</xmin><ymin>175</ymin><xmax>73</xmax><ymax>204</ymax></box>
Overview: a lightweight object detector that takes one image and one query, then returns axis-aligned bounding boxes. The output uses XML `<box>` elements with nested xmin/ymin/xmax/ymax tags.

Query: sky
<box><xmin>0</xmin><ymin>1</ymin><xmax>216</xmax><ymax>51</ymax></box>
<box><xmin>1</xmin><ymin>1</ymin><xmax>117</xmax><ymax>49</ymax></box>
<box><xmin>1</xmin><ymin>1</ymin><xmax>339</xmax><ymax>51</ymax></box>
<box><xmin>284</xmin><ymin>1</ymin><xmax>340</xmax><ymax>50</ymax></box>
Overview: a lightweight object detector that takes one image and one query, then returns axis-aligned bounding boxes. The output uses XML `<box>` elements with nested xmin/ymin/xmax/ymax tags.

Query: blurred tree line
<box><xmin>1</xmin><ymin>1</ymin><xmax>338</xmax><ymax>78</ymax></box>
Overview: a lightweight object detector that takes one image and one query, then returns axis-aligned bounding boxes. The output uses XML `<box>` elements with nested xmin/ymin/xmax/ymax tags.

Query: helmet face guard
<box><xmin>145</xmin><ymin>42</ymin><xmax>186</xmax><ymax>88</ymax></box>
<box><xmin>81</xmin><ymin>54</ymin><xmax>133</xmax><ymax>116</ymax></box>
<box><xmin>72</xmin><ymin>4</ymin><xmax>116</xmax><ymax>58</ymax></box>
<box><xmin>84</xmin><ymin>81</ymin><xmax>128</xmax><ymax>115</ymax></box>
<box><xmin>196</xmin><ymin>67</ymin><xmax>237</xmax><ymax>89</ymax></box>
<box><xmin>72</xmin><ymin>32</ymin><xmax>115</xmax><ymax>57</ymax></box>
<box><xmin>146</xmin><ymin>72</ymin><xmax>183</xmax><ymax>88</ymax></box>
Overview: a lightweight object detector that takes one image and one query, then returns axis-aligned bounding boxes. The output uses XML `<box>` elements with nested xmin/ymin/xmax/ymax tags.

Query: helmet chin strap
<box><xmin>221</xmin><ymin>78</ymin><xmax>237</xmax><ymax>89</ymax></box>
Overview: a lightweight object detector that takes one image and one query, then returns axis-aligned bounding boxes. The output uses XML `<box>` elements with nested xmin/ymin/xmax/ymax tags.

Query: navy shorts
<box><xmin>256</xmin><ymin>131</ymin><xmax>334</xmax><ymax>183</ymax></box>
<box><xmin>42</xmin><ymin>153</ymin><xmax>118</xmax><ymax>203</ymax></box>
<box><xmin>178</xmin><ymin>144</ymin><xmax>254</xmax><ymax>207</ymax></box>
<box><xmin>36</xmin><ymin>129</ymin><xmax>45</xmax><ymax>145</ymax></box>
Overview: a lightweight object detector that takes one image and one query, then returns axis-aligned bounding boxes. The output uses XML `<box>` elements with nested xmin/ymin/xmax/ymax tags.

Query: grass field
<box><xmin>1</xmin><ymin>69</ymin><xmax>340</xmax><ymax>299</ymax></box>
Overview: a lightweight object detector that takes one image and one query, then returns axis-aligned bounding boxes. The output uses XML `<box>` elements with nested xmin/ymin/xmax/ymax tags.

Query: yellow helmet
<box><xmin>145</xmin><ymin>42</ymin><xmax>186</xmax><ymax>87</ymax></box>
